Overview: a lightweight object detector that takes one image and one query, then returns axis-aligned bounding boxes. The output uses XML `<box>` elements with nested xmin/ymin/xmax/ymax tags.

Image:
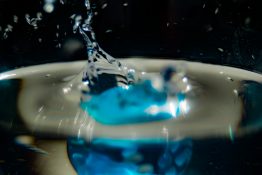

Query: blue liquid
<box><xmin>68</xmin><ymin>138</ymin><xmax>192</xmax><ymax>175</ymax></box>
<box><xmin>81</xmin><ymin>80</ymin><xmax>185</xmax><ymax>125</ymax></box>
<box><xmin>74</xmin><ymin>73</ymin><xmax>192</xmax><ymax>174</ymax></box>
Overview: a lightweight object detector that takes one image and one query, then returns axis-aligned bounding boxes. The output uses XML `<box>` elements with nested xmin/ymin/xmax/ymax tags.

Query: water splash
<box><xmin>72</xmin><ymin>0</ymin><xmax>135</xmax><ymax>95</ymax></box>
<box><xmin>25</xmin><ymin>12</ymin><xmax>43</xmax><ymax>29</ymax></box>
<box><xmin>67</xmin><ymin>1</ymin><xmax>194</xmax><ymax>174</ymax></box>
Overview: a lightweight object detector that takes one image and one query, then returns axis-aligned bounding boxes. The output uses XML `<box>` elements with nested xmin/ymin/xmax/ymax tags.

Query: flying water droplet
<box><xmin>105</xmin><ymin>29</ymin><xmax>112</xmax><ymax>33</ymax></box>
<box><xmin>13</xmin><ymin>15</ymin><xmax>18</xmax><ymax>23</ymax></box>
<box><xmin>43</xmin><ymin>3</ymin><xmax>54</xmax><ymax>13</ymax></box>
<box><xmin>25</xmin><ymin>13</ymin><xmax>43</xmax><ymax>29</ymax></box>
<box><xmin>214</xmin><ymin>8</ymin><xmax>219</xmax><ymax>14</ymax></box>
<box><xmin>2</xmin><ymin>24</ymin><xmax>13</xmax><ymax>39</ymax></box>
<box><xmin>43</xmin><ymin>0</ymin><xmax>55</xmax><ymax>13</ymax></box>
<box><xmin>244</xmin><ymin>17</ymin><xmax>251</xmax><ymax>25</ymax></box>
<box><xmin>101</xmin><ymin>3</ymin><xmax>108</xmax><ymax>9</ymax></box>
<box><xmin>218</xmin><ymin>48</ymin><xmax>224</xmax><ymax>52</ymax></box>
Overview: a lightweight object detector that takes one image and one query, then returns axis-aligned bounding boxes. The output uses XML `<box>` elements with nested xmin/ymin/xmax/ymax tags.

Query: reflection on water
<box><xmin>0</xmin><ymin>59</ymin><xmax>261</xmax><ymax>174</ymax></box>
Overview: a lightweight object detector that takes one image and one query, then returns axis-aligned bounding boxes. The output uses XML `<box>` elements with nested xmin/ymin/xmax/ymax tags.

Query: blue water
<box><xmin>80</xmin><ymin>80</ymin><xmax>185</xmax><ymax>125</ymax></box>
<box><xmin>68</xmin><ymin>138</ymin><xmax>192</xmax><ymax>175</ymax></box>
<box><xmin>69</xmin><ymin>78</ymin><xmax>192</xmax><ymax>175</ymax></box>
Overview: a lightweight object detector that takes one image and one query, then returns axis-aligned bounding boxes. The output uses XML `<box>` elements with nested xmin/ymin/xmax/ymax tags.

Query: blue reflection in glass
<box><xmin>68</xmin><ymin>138</ymin><xmax>192</xmax><ymax>175</ymax></box>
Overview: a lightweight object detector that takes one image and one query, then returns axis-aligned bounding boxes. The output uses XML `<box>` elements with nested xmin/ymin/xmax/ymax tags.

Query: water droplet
<box><xmin>205</xmin><ymin>25</ymin><xmax>213</xmax><ymax>32</ymax></box>
<box><xmin>57</xmin><ymin>25</ymin><xmax>60</xmax><ymax>29</ymax></box>
<box><xmin>244</xmin><ymin>17</ymin><xmax>251</xmax><ymax>25</ymax></box>
<box><xmin>218</xmin><ymin>48</ymin><xmax>224</xmax><ymax>52</ymax></box>
<box><xmin>56</xmin><ymin>43</ymin><xmax>62</xmax><ymax>48</ymax></box>
<box><xmin>60</xmin><ymin>0</ymin><xmax>64</xmax><ymax>5</ymax></box>
<box><xmin>105</xmin><ymin>29</ymin><xmax>112</xmax><ymax>33</ymax></box>
<box><xmin>70</xmin><ymin>14</ymin><xmax>76</xmax><ymax>19</ymax></box>
<box><xmin>2</xmin><ymin>24</ymin><xmax>13</xmax><ymax>39</ymax></box>
<box><xmin>203</xmin><ymin>4</ymin><xmax>206</xmax><ymax>8</ymax></box>
<box><xmin>214</xmin><ymin>8</ymin><xmax>219</xmax><ymax>14</ymax></box>
<box><xmin>123</xmin><ymin>2</ymin><xmax>128</xmax><ymax>7</ymax></box>
<box><xmin>101</xmin><ymin>3</ymin><xmax>108</xmax><ymax>9</ymax></box>
<box><xmin>43</xmin><ymin>3</ymin><xmax>54</xmax><ymax>13</ymax></box>
<box><xmin>38</xmin><ymin>38</ymin><xmax>42</xmax><ymax>43</ymax></box>
<box><xmin>37</xmin><ymin>12</ymin><xmax>42</xmax><ymax>19</ymax></box>
<box><xmin>25</xmin><ymin>13</ymin><xmax>42</xmax><ymax>29</ymax></box>
<box><xmin>13</xmin><ymin>15</ymin><xmax>18</xmax><ymax>23</ymax></box>
<box><xmin>6</xmin><ymin>25</ymin><xmax>13</xmax><ymax>32</ymax></box>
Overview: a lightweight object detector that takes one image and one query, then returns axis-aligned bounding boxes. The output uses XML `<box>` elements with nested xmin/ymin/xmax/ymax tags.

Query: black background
<box><xmin>0</xmin><ymin>0</ymin><xmax>262</xmax><ymax>72</ymax></box>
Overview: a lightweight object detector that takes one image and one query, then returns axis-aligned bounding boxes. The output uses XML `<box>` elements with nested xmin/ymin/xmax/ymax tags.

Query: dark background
<box><xmin>0</xmin><ymin>0</ymin><xmax>262</xmax><ymax>72</ymax></box>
